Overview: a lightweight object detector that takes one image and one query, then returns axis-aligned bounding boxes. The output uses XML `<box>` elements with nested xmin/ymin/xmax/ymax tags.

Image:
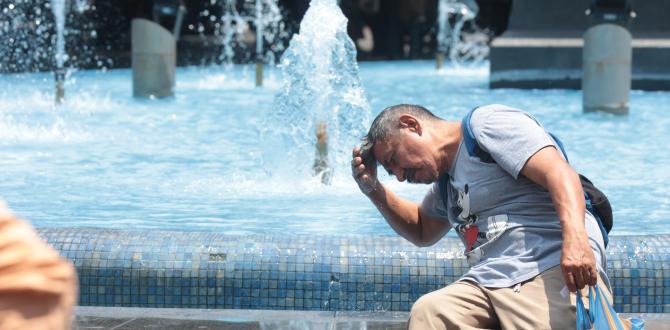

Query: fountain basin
<box><xmin>39</xmin><ymin>228</ymin><xmax>670</xmax><ymax>313</ymax></box>
<box><xmin>2</xmin><ymin>60</ymin><xmax>669</xmax><ymax>317</ymax></box>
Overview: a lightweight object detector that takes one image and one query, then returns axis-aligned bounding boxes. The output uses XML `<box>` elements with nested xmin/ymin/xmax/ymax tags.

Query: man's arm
<box><xmin>521</xmin><ymin>146</ymin><xmax>598</xmax><ymax>292</ymax></box>
<box><xmin>352</xmin><ymin>147</ymin><xmax>450</xmax><ymax>247</ymax></box>
<box><xmin>367</xmin><ymin>183</ymin><xmax>450</xmax><ymax>247</ymax></box>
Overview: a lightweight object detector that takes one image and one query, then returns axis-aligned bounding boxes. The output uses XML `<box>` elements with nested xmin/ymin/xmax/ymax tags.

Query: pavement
<box><xmin>74</xmin><ymin>307</ymin><xmax>670</xmax><ymax>330</ymax></box>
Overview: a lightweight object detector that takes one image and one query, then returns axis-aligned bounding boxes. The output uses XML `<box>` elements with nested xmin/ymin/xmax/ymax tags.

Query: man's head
<box><xmin>361</xmin><ymin>104</ymin><xmax>443</xmax><ymax>184</ymax></box>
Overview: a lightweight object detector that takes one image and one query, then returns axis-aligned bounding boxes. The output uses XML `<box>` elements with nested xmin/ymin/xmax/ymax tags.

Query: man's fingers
<box><xmin>352</xmin><ymin>163</ymin><xmax>367</xmax><ymax>179</ymax></box>
<box><xmin>580</xmin><ymin>268</ymin><xmax>591</xmax><ymax>288</ymax></box>
<box><xmin>573</xmin><ymin>269</ymin><xmax>586</xmax><ymax>290</ymax></box>
<box><xmin>587</xmin><ymin>266</ymin><xmax>598</xmax><ymax>286</ymax></box>
<box><xmin>356</xmin><ymin>164</ymin><xmax>365</xmax><ymax>176</ymax></box>
<box><xmin>564</xmin><ymin>271</ymin><xmax>577</xmax><ymax>292</ymax></box>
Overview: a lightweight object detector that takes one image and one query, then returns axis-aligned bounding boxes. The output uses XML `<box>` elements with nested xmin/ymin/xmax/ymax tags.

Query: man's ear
<box><xmin>398</xmin><ymin>114</ymin><xmax>422</xmax><ymax>135</ymax></box>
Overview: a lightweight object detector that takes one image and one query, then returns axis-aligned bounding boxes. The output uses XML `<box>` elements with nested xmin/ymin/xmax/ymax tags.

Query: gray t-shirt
<box><xmin>421</xmin><ymin>104</ymin><xmax>608</xmax><ymax>288</ymax></box>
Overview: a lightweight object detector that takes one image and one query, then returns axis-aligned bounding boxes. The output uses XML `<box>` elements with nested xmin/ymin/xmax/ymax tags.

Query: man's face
<box><xmin>372</xmin><ymin>130</ymin><xmax>440</xmax><ymax>184</ymax></box>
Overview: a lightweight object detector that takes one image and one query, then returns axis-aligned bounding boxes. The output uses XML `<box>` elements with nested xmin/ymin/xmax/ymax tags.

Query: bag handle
<box><xmin>575</xmin><ymin>284</ymin><xmax>643</xmax><ymax>330</ymax></box>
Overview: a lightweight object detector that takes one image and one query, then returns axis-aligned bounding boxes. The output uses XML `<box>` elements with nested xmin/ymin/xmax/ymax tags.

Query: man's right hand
<box><xmin>351</xmin><ymin>146</ymin><xmax>379</xmax><ymax>195</ymax></box>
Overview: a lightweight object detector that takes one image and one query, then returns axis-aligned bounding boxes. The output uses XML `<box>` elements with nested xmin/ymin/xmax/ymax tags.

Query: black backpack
<box><xmin>439</xmin><ymin>107</ymin><xmax>613</xmax><ymax>246</ymax></box>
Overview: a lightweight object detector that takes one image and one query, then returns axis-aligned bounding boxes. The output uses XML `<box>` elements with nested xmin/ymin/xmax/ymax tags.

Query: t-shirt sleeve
<box><xmin>469</xmin><ymin>105</ymin><xmax>556</xmax><ymax>179</ymax></box>
<box><xmin>420</xmin><ymin>182</ymin><xmax>451</xmax><ymax>222</ymax></box>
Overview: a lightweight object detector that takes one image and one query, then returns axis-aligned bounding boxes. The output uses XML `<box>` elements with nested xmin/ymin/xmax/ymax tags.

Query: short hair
<box><xmin>360</xmin><ymin>104</ymin><xmax>439</xmax><ymax>165</ymax></box>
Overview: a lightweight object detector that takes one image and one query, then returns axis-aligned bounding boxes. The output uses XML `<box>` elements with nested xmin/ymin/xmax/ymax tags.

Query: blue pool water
<box><xmin>1</xmin><ymin>61</ymin><xmax>669</xmax><ymax>235</ymax></box>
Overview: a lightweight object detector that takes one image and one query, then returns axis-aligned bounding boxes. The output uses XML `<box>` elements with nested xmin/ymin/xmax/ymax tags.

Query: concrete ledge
<box><xmin>490</xmin><ymin>36</ymin><xmax>670</xmax><ymax>90</ymax></box>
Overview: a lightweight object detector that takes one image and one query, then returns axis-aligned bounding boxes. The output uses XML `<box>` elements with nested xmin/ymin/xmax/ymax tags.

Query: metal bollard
<box><xmin>582</xmin><ymin>0</ymin><xmax>634</xmax><ymax>114</ymax></box>
<box><xmin>436</xmin><ymin>53</ymin><xmax>445</xmax><ymax>70</ymax></box>
<box><xmin>131</xmin><ymin>18</ymin><xmax>176</xmax><ymax>98</ymax></box>
<box><xmin>54</xmin><ymin>68</ymin><xmax>65</xmax><ymax>105</ymax></box>
<box><xmin>582</xmin><ymin>23</ymin><xmax>632</xmax><ymax>114</ymax></box>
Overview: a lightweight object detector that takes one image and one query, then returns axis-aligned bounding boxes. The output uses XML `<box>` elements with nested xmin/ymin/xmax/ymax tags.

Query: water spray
<box><xmin>262</xmin><ymin>0</ymin><xmax>370</xmax><ymax>185</ymax></box>
<box><xmin>436</xmin><ymin>0</ymin><xmax>447</xmax><ymax>69</ymax></box>
<box><xmin>435</xmin><ymin>0</ymin><xmax>482</xmax><ymax>68</ymax></box>
<box><xmin>51</xmin><ymin>0</ymin><xmax>67</xmax><ymax>104</ymax></box>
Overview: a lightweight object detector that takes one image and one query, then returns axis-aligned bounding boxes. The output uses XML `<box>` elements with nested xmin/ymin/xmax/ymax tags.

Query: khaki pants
<box><xmin>0</xmin><ymin>204</ymin><xmax>77</xmax><ymax>330</ymax></box>
<box><xmin>408</xmin><ymin>266</ymin><xmax>611</xmax><ymax>330</ymax></box>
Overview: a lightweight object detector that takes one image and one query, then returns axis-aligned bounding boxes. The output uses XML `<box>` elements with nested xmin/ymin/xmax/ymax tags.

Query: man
<box><xmin>351</xmin><ymin>104</ymin><xmax>610</xmax><ymax>329</ymax></box>
<box><xmin>0</xmin><ymin>202</ymin><xmax>77</xmax><ymax>329</ymax></box>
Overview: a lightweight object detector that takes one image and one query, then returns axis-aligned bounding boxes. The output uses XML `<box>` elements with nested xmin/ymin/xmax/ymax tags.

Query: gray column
<box><xmin>582</xmin><ymin>23</ymin><xmax>632</xmax><ymax>114</ymax></box>
<box><xmin>131</xmin><ymin>18</ymin><xmax>176</xmax><ymax>98</ymax></box>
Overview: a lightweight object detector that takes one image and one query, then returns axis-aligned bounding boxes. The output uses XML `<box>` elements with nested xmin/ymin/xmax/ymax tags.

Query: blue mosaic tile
<box><xmin>35</xmin><ymin>228</ymin><xmax>670</xmax><ymax>312</ymax></box>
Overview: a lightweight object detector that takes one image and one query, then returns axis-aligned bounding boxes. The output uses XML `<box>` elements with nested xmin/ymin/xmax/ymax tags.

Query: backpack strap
<box><xmin>438</xmin><ymin>173</ymin><xmax>450</xmax><ymax>211</ymax></box>
<box><xmin>461</xmin><ymin>107</ymin><xmax>494</xmax><ymax>163</ymax></box>
<box><xmin>463</xmin><ymin>107</ymin><xmax>570</xmax><ymax>162</ymax></box>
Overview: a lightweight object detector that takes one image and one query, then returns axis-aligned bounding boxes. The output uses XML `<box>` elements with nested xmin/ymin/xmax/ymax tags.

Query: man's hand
<box><xmin>561</xmin><ymin>233</ymin><xmax>598</xmax><ymax>292</ymax></box>
<box><xmin>351</xmin><ymin>146</ymin><xmax>379</xmax><ymax>195</ymax></box>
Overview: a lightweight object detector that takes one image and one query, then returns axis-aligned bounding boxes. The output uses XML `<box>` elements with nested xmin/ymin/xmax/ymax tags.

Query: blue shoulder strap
<box><xmin>462</xmin><ymin>107</ymin><xmax>569</xmax><ymax>162</ymax></box>
<box><xmin>461</xmin><ymin>108</ymin><xmax>494</xmax><ymax>163</ymax></box>
<box><xmin>438</xmin><ymin>173</ymin><xmax>450</xmax><ymax>210</ymax></box>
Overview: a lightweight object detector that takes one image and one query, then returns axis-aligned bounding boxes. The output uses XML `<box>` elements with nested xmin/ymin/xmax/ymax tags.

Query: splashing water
<box><xmin>261</xmin><ymin>0</ymin><xmax>370</xmax><ymax>183</ymax></box>
<box><xmin>215</xmin><ymin>0</ymin><xmax>288</xmax><ymax>67</ymax></box>
<box><xmin>51</xmin><ymin>0</ymin><xmax>67</xmax><ymax>69</ymax></box>
<box><xmin>0</xmin><ymin>3</ymin><xmax>128</xmax><ymax>74</ymax></box>
<box><xmin>436</xmin><ymin>0</ymin><xmax>489</xmax><ymax>65</ymax></box>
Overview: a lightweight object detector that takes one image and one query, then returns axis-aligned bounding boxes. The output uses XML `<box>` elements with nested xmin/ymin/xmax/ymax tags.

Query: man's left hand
<box><xmin>561</xmin><ymin>234</ymin><xmax>598</xmax><ymax>292</ymax></box>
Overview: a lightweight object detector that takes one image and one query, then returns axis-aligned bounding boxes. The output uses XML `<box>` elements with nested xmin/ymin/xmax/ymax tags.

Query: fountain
<box><xmin>219</xmin><ymin>0</ymin><xmax>246</xmax><ymax>70</ymax></box>
<box><xmin>262</xmin><ymin>0</ymin><xmax>370</xmax><ymax>184</ymax></box>
<box><xmin>51</xmin><ymin>0</ymin><xmax>67</xmax><ymax>104</ymax></box>
<box><xmin>435</xmin><ymin>0</ymin><xmax>488</xmax><ymax>68</ymax></box>
<box><xmin>216</xmin><ymin>0</ymin><xmax>287</xmax><ymax>86</ymax></box>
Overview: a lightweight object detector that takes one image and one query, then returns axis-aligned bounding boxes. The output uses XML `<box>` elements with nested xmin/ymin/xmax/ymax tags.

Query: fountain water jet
<box><xmin>435</xmin><ymin>0</ymin><xmax>487</xmax><ymax>68</ymax></box>
<box><xmin>261</xmin><ymin>0</ymin><xmax>370</xmax><ymax>185</ymax></box>
<box><xmin>216</xmin><ymin>0</ymin><xmax>287</xmax><ymax>81</ymax></box>
<box><xmin>51</xmin><ymin>0</ymin><xmax>67</xmax><ymax>104</ymax></box>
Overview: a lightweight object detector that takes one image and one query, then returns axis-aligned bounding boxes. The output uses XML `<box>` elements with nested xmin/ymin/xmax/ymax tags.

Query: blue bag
<box><xmin>576</xmin><ymin>285</ymin><xmax>645</xmax><ymax>330</ymax></box>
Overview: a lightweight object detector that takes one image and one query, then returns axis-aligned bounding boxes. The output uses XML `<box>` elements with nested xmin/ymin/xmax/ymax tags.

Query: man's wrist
<box><xmin>363</xmin><ymin>180</ymin><xmax>382</xmax><ymax>198</ymax></box>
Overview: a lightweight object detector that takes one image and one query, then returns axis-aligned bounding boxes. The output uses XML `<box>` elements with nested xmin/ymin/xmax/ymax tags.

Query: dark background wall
<box><xmin>0</xmin><ymin>0</ymin><xmax>512</xmax><ymax>73</ymax></box>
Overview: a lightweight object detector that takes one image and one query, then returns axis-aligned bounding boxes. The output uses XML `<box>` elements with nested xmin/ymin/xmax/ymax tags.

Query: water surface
<box><xmin>1</xmin><ymin>61</ymin><xmax>668</xmax><ymax>235</ymax></box>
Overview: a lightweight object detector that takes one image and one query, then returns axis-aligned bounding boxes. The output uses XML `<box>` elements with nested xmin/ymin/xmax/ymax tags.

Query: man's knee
<box><xmin>410</xmin><ymin>283</ymin><xmax>496</xmax><ymax>329</ymax></box>
<box><xmin>409</xmin><ymin>292</ymin><xmax>447</xmax><ymax>330</ymax></box>
<box><xmin>410</xmin><ymin>292</ymin><xmax>441</xmax><ymax>318</ymax></box>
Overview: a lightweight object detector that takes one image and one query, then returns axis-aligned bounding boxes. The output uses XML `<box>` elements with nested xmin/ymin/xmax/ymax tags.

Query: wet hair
<box><xmin>360</xmin><ymin>104</ymin><xmax>439</xmax><ymax>165</ymax></box>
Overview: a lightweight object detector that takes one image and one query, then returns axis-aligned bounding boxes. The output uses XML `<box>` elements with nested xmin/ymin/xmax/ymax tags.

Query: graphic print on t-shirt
<box><xmin>451</xmin><ymin>183</ymin><xmax>509</xmax><ymax>261</ymax></box>
<box><xmin>452</xmin><ymin>184</ymin><xmax>479</xmax><ymax>252</ymax></box>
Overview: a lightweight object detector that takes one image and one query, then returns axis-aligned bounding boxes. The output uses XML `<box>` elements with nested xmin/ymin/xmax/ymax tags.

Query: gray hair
<box><xmin>360</xmin><ymin>104</ymin><xmax>439</xmax><ymax>165</ymax></box>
